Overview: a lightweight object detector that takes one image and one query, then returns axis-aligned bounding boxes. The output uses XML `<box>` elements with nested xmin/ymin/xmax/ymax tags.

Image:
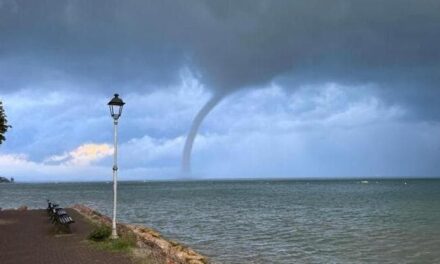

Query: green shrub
<box><xmin>88</xmin><ymin>225</ymin><xmax>111</xmax><ymax>241</ymax></box>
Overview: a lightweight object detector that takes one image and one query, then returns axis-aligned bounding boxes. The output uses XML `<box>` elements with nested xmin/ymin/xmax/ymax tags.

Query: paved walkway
<box><xmin>0</xmin><ymin>209</ymin><xmax>134</xmax><ymax>264</ymax></box>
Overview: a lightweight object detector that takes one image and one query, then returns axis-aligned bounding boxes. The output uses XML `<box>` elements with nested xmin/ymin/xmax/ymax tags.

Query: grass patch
<box><xmin>87</xmin><ymin>224</ymin><xmax>136</xmax><ymax>253</ymax></box>
<box><xmin>90</xmin><ymin>237</ymin><xmax>135</xmax><ymax>252</ymax></box>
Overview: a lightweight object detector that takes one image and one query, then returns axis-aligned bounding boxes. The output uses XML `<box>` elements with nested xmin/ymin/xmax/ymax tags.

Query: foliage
<box><xmin>0</xmin><ymin>176</ymin><xmax>11</xmax><ymax>183</ymax></box>
<box><xmin>0</xmin><ymin>100</ymin><xmax>10</xmax><ymax>144</ymax></box>
<box><xmin>88</xmin><ymin>224</ymin><xmax>111</xmax><ymax>241</ymax></box>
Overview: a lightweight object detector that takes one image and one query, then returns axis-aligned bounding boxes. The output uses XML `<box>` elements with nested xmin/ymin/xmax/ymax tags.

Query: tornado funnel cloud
<box><xmin>182</xmin><ymin>93</ymin><xmax>225</xmax><ymax>174</ymax></box>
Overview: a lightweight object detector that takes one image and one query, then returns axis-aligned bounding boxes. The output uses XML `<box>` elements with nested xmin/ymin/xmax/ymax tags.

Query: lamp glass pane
<box><xmin>118</xmin><ymin>105</ymin><xmax>124</xmax><ymax>117</ymax></box>
<box><xmin>109</xmin><ymin>105</ymin><xmax>114</xmax><ymax>117</ymax></box>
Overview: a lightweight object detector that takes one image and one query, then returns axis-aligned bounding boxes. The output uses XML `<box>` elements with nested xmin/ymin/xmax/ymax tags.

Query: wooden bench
<box><xmin>47</xmin><ymin>200</ymin><xmax>75</xmax><ymax>232</ymax></box>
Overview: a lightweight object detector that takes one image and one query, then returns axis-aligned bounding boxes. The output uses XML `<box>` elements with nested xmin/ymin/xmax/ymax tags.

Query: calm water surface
<box><xmin>1</xmin><ymin>180</ymin><xmax>439</xmax><ymax>263</ymax></box>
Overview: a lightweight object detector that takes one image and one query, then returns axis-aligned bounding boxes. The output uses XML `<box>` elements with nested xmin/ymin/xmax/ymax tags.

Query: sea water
<box><xmin>1</xmin><ymin>179</ymin><xmax>439</xmax><ymax>263</ymax></box>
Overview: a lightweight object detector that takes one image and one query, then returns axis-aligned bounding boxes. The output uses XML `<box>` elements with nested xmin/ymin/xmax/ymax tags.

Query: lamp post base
<box><xmin>110</xmin><ymin>229</ymin><xmax>118</xmax><ymax>240</ymax></box>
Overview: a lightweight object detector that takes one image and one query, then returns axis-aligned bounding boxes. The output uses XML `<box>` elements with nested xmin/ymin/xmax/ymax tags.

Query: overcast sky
<box><xmin>0</xmin><ymin>0</ymin><xmax>439</xmax><ymax>181</ymax></box>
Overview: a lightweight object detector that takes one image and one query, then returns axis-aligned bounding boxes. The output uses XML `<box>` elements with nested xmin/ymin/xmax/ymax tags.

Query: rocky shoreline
<box><xmin>72</xmin><ymin>204</ymin><xmax>209</xmax><ymax>264</ymax></box>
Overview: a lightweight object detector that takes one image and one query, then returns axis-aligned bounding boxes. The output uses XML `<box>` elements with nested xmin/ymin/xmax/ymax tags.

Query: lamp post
<box><xmin>108</xmin><ymin>93</ymin><xmax>125</xmax><ymax>239</ymax></box>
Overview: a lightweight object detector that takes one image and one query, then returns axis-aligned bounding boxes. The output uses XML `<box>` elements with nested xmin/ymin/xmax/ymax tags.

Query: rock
<box><xmin>17</xmin><ymin>206</ymin><xmax>28</xmax><ymax>211</ymax></box>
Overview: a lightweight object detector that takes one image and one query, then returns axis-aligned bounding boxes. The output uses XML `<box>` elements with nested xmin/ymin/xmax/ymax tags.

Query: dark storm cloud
<box><xmin>1</xmin><ymin>0</ymin><xmax>440</xmax><ymax>115</ymax></box>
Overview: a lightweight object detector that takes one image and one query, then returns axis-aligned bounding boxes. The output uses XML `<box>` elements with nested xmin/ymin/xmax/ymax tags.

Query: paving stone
<box><xmin>0</xmin><ymin>209</ymin><xmax>134</xmax><ymax>264</ymax></box>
